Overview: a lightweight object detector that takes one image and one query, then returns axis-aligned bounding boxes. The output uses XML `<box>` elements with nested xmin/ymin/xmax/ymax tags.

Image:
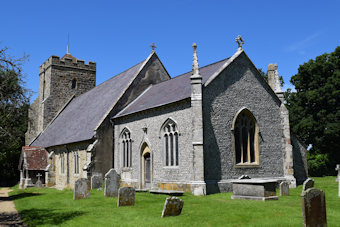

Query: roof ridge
<box><xmin>65</xmin><ymin>58</ymin><xmax>147</xmax><ymax>104</ymax></box>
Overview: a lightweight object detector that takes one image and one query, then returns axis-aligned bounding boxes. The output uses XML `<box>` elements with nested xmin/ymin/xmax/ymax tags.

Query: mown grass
<box><xmin>9</xmin><ymin>177</ymin><xmax>340</xmax><ymax>226</ymax></box>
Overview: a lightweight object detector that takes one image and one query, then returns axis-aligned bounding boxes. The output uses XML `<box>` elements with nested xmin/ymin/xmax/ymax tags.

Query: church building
<box><xmin>24</xmin><ymin>38</ymin><xmax>308</xmax><ymax>195</ymax></box>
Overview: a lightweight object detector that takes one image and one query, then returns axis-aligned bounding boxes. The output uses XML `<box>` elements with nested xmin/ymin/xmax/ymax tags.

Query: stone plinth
<box><xmin>231</xmin><ymin>179</ymin><xmax>278</xmax><ymax>201</ymax></box>
<box><xmin>301</xmin><ymin>188</ymin><xmax>327</xmax><ymax>227</ymax></box>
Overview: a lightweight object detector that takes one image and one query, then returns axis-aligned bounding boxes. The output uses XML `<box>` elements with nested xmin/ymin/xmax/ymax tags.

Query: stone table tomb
<box><xmin>231</xmin><ymin>179</ymin><xmax>278</xmax><ymax>201</ymax></box>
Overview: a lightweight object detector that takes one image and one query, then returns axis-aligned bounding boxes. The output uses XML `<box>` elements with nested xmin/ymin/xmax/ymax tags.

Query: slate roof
<box><xmin>20</xmin><ymin>147</ymin><xmax>48</xmax><ymax>170</ymax></box>
<box><xmin>114</xmin><ymin>58</ymin><xmax>229</xmax><ymax>118</ymax></box>
<box><xmin>31</xmin><ymin>60</ymin><xmax>146</xmax><ymax>148</ymax></box>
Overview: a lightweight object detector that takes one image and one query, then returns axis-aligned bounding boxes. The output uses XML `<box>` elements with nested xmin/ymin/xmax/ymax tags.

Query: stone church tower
<box><xmin>25</xmin><ymin>53</ymin><xmax>96</xmax><ymax>145</ymax></box>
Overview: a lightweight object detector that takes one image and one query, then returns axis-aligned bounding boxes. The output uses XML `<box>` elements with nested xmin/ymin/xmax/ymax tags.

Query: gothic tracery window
<box><xmin>162</xmin><ymin>119</ymin><xmax>179</xmax><ymax>166</ymax></box>
<box><xmin>121</xmin><ymin>128</ymin><xmax>132</xmax><ymax>167</ymax></box>
<box><xmin>233</xmin><ymin>109</ymin><xmax>259</xmax><ymax>165</ymax></box>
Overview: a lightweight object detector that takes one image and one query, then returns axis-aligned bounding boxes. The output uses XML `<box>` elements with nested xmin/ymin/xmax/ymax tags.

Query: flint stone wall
<box><xmin>114</xmin><ymin>99</ymin><xmax>193</xmax><ymax>189</ymax></box>
<box><xmin>203</xmin><ymin>53</ymin><xmax>284</xmax><ymax>192</ymax></box>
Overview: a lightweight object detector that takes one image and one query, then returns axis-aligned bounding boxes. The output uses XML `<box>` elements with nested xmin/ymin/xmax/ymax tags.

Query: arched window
<box><xmin>71</xmin><ymin>78</ymin><xmax>77</xmax><ymax>89</ymax></box>
<box><xmin>162</xmin><ymin>119</ymin><xmax>179</xmax><ymax>166</ymax></box>
<box><xmin>121</xmin><ymin>128</ymin><xmax>132</xmax><ymax>167</ymax></box>
<box><xmin>233</xmin><ymin>109</ymin><xmax>259</xmax><ymax>165</ymax></box>
<box><xmin>74</xmin><ymin>151</ymin><xmax>79</xmax><ymax>174</ymax></box>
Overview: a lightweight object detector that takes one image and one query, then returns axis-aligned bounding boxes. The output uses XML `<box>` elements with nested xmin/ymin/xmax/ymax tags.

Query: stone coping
<box><xmin>149</xmin><ymin>190</ymin><xmax>184</xmax><ymax>196</ymax></box>
<box><xmin>230</xmin><ymin>179</ymin><xmax>279</xmax><ymax>184</ymax></box>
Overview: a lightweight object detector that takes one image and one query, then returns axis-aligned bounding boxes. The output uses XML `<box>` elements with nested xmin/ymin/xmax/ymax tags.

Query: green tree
<box><xmin>0</xmin><ymin>46</ymin><xmax>30</xmax><ymax>186</ymax></box>
<box><xmin>286</xmin><ymin>46</ymin><xmax>340</xmax><ymax>176</ymax></box>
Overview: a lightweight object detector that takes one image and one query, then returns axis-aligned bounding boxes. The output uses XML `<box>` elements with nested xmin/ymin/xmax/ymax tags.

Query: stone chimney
<box><xmin>190</xmin><ymin>43</ymin><xmax>206</xmax><ymax>196</ymax></box>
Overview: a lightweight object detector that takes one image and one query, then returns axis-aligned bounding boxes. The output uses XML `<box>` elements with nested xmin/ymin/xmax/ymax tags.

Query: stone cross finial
<box><xmin>192</xmin><ymin>43</ymin><xmax>200</xmax><ymax>76</ymax></box>
<box><xmin>336</xmin><ymin>164</ymin><xmax>340</xmax><ymax>181</ymax></box>
<box><xmin>235</xmin><ymin>35</ymin><xmax>244</xmax><ymax>49</ymax></box>
<box><xmin>36</xmin><ymin>173</ymin><xmax>42</xmax><ymax>181</ymax></box>
<box><xmin>150</xmin><ymin>43</ymin><xmax>157</xmax><ymax>52</ymax></box>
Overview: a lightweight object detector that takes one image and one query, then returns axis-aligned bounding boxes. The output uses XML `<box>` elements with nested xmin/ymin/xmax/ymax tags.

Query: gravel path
<box><xmin>0</xmin><ymin>188</ymin><xmax>26</xmax><ymax>227</ymax></box>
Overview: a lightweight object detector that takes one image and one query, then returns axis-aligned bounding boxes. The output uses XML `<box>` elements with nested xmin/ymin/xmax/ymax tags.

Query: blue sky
<box><xmin>1</xmin><ymin>0</ymin><xmax>339</xmax><ymax>102</ymax></box>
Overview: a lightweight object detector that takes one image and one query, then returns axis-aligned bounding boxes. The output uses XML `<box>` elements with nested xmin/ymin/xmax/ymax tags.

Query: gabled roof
<box><xmin>19</xmin><ymin>147</ymin><xmax>48</xmax><ymax>170</ymax></box>
<box><xmin>31</xmin><ymin>58</ymin><xmax>148</xmax><ymax>148</ymax></box>
<box><xmin>114</xmin><ymin>58</ymin><xmax>229</xmax><ymax>118</ymax></box>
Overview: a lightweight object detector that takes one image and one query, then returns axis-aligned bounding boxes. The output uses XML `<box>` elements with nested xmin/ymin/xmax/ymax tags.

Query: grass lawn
<box><xmin>9</xmin><ymin>177</ymin><xmax>340</xmax><ymax>226</ymax></box>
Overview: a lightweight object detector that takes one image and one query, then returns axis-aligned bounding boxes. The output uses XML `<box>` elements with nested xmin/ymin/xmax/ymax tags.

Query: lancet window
<box><xmin>121</xmin><ymin>128</ymin><xmax>132</xmax><ymax>167</ymax></box>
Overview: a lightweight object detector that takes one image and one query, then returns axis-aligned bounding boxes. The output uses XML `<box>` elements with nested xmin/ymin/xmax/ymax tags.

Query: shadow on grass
<box><xmin>0</xmin><ymin>193</ymin><xmax>42</xmax><ymax>201</ymax></box>
<box><xmin>20</xmin><ymin>208</ymin><xmax>86</xmax><ymax>226</ymax></box>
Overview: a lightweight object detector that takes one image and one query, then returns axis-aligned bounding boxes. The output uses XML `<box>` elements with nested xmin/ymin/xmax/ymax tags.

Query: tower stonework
<box><xmin>25</xmin><ymin>54</ymin><xmax>96</xmax><ymax>145</ymax></box>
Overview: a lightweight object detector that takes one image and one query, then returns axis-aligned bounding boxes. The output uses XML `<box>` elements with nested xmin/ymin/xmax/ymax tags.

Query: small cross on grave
<box><xmin>235</xmin><ymin>35</ymin><xmax>244</xmax><ymax>49</ymax></box>
<box><xmin>150</xmin><ymin>42</ymin><xmax>157</xmax><ymax>52</ymax></box>
<box><xmin>36</xmin><ymin>173</ymin><xmax>42</xmax><ymax>181</ymax></box>
<box><xmin>336</xmin><ymin>164</ymin><xmax>340</xmax><ymax>182</ymax></box>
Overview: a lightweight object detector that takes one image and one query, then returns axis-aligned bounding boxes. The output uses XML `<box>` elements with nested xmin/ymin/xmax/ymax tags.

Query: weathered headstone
<box><xmin>73</xmin><ymin>178</ymin><xmax>90</xmax><ymax>200</ymax></box>
<box><xmin>301</xmin><ymin>188</ymin><xmax>327</xmax><ymax>227</ymax></box>
<box><xmin>35</xmin><ymin>173</ymin><xmax>43</xmax><ymax>188</ymax></box>
<box><xmin>161</xmin><ymin>197</ymin><xmax>184</xmax><ymax>217</ymax></box>
<box><xmin>91</xmin><ymin>174</ymin><xmax>103</xmax><ymax>189</ymax></box>
<box><xmin>104</xmin><ymin>169</ymin><xmax>120</xmax><ymax>197</ymax></box>
<box><xmin>280</xmin><ymin>181</ymin><xmax>289</xmax><ymax>196</ymax></box>
<box><xmin>117</xmin><ymin>187</ymin><xmax>135</xmax><ymax>207</ymax></box>
<box><xmin>238</xmin><ymin>175</ymin><xmax>251</xmax><ymax>179</ymax></box>
<box><xmin>336</xmin><ymin>164</ymin><xmax>340</xmax><ymax>182</ymax></box>
<box><xmin>302</xmin><ymin>178</ymin><xmax>314</xmax><ymax>192</ymax></box>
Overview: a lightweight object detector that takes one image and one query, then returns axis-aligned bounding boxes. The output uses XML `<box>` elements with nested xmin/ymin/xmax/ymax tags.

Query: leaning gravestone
<box><xmin>73</xmin><ymin>178</ymin><xmax>90</xmax><ymax>200</ymax></box>
<box><xmin>117</xmin><ymin>187</ymin><xmax>135</xmax><ymax>207</ymax></box>
<box><xmin>104</xmin><ymin>169</ymin><xmax>120</xmax><ymax>197</ymax></box>
<box><xmin>280</xmin><ymin>181</ymin><xmax>289</xmax><ymax>196</ymax></box>
<box><xmin>91</xmin><ymin>174</ymin><xmax>102</xmax><ymax>189</ymax></box>
<box><xmin>161</xmin><ymin>197</ymin><xmax>184</xmax><ymax>218</ymax></box>
<box><xmin>302</xmin><ymin>178</ymin><xmax>314</xmax><ymax>192</ymax></box>
<box><xmin>301</xmin><ymin>188</ymin><xmax>327</xmax><ymax>227</ymax></box>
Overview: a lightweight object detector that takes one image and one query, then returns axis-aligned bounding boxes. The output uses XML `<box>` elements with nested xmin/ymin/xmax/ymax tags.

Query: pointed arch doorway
<box><xmin>141</xmin><ymin>143</ymin><xmax>151</xmax><ymax>189</ymax></box>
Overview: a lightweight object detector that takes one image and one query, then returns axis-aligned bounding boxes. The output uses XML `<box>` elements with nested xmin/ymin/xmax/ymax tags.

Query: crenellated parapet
<box><xmin>39</xmin><ymin>55</ymin><xmax>96</xmax><ymax>74</ymax></box>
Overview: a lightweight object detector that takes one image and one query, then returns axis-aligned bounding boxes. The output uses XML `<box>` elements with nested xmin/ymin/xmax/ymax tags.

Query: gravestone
<box><xmin>302</xmin><ymin>178</ymin><xmax>314</xmax><ymax>192</ymax></box>
<box><xmin>336</xmin><ymin>164</ymin><xmax>340</xmax><ymax>182</ymax></box>
<box><xmin>91</xmin><ymin>174</ymin><xmax>103</xmax><ymax>189</ymax></box>
<box><xmin>35</xmin><ymin>173</ymin><xmax>43</xmax><ymax>188</ymax></box>
<box><xmin>238</xmin><ymin>175</ymin><xmax>251</xmax><ymax>179</ymax></box>
<box><xmin>104</xmin><ymin>169</ymin><xmax>120</xmax><ymax>197</ymax></box>
<box><xmin>73</xmin><ymin>178</ymin><xmax>90</xmax><ymax>200</ymax></box>
<box><xmin>117</xmin><ymin>187</ymin><xmax>135</xmax><ymax>207</ymax></box>
<box><xmin>280</xmin><ymin>181</ymin><xmax>289</xmax><ymax>196</ymax></box>
<box><xmin>161</xmin><ymin>197</ymin><xmax>184</xmax><ymax>218</ymax></box>
<box><xmin>301</xmin><ymin>188</ymin><xmax>327</xmax><ymax>227</ymax></box>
